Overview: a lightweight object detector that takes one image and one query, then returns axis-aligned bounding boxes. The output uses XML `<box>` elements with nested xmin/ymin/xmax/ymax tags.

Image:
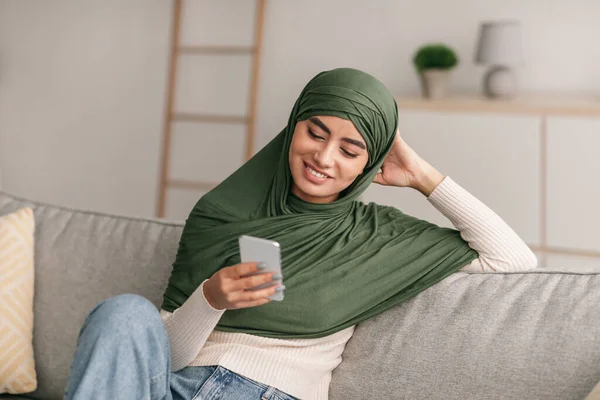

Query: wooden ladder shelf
<box><xmin>156</xmin><ymin>0</ymin><xmax>267</xmax><ymax>218</ymax></box>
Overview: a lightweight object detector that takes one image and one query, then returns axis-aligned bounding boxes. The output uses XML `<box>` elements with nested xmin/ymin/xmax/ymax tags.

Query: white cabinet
<box><xmin>546</xmin><ymin>117</ymin><xmax>600</xmax><ymax>253</ymax></box>
<box><xmin>362</xmin><ymin>110</ymin><xmax>541</xmax><ymax>246</ymax></box>
<box><xmin>386</xmin><ymin>94</ymin><xmax>600</xmax><ymax>270</ymax></box>
<box><xmin>544</xmin><ymin>253</ymin><xmax>600</xmax><ymax>270</ymax></box>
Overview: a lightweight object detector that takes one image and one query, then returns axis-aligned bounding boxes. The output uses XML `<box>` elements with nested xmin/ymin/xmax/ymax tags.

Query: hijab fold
<box><xmin>161</xmin><ymin>68</ymin><xmax>478</xmax><ymax>338</ymax></box>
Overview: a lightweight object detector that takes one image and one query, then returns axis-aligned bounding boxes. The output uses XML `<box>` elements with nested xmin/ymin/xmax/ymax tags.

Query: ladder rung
<box><xmin>179</xmin><ymin>45</ymin><xmax>256</xmax><ymax>55</ymax></box>
<box><xmin>167</xmin><ymin>180</ymin><xmax>218</xmax><ymax>191</ymax></box>
<box><xmin>172</xmin><ymin>113</ymin><xmax>249</xmax><ymax>124</ymax></box>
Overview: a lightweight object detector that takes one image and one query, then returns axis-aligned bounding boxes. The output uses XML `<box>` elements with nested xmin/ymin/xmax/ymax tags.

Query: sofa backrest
<box><xmin>0</xmin><ymin>191</ymin><xmax>184</xmax><ymax>400</ymax></box>
<box><xmin>330</xmin><ymin>266</ymin><xmax>600</xmax><ymax>399</ymax></box>
<box><xmin>2</xmin><ymin>190</ymin><xmax>600</xmax><ymax>400</ymax></box>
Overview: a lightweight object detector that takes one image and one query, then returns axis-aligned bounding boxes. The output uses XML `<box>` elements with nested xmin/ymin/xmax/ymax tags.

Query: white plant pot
<box><xmin>419</xmin><ymin>69</ymin><xmax>452</xmax><ymax>99</ymax></box>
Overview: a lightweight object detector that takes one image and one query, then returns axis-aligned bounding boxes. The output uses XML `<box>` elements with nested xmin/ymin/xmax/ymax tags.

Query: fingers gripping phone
<box><xmin>238</xmin><ymin>235</ymin><xmax>284</xmax><ymax>301</ymax></box>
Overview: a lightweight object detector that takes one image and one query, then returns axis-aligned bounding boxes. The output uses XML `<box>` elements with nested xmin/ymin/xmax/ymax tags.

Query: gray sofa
<box><xmin>1</xmin><ymin>189</ymin><xmax>600</xmax><ymax>400</ymax></box>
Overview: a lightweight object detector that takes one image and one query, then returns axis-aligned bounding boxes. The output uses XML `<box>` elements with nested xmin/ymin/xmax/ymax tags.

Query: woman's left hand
<box><xmin>372</xmin><ymin>129</ymin><xmax>445</xmax><ymax>196</ymax></box>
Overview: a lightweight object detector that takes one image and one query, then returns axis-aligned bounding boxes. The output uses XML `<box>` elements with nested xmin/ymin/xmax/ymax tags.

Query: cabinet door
<box><xmin>362</xmin><ymin>110</ymin><xmax>541</xmax><ymax>246</ymax></box>
<box><xmin>547</xmin><ymin>116</ymin><xmax>600</xmax><ymax>253</ymax></box>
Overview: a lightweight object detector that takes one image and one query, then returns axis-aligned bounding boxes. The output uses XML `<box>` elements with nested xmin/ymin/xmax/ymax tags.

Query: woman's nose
<box><xmin>314</xmin><ymin>145</ymin><xmax>335</xmax><ymax>169</ymax></box>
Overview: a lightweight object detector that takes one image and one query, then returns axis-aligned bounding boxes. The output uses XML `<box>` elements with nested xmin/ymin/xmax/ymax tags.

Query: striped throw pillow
<box><xmin>586</xmin><ymin>380</ymin><xmax>600</xmax><ymax>400</ymax></box>
<box><xmin>0</xmin><ymin>207</ymin><xmax>37</xmax><ymax>394</ymax></box>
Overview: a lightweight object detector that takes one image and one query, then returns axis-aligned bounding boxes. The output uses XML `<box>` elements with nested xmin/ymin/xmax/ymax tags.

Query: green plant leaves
<box><xmin>413</xmin><ymin>44</ymin><xmax>459</xmax><ymax>72</ymax></box>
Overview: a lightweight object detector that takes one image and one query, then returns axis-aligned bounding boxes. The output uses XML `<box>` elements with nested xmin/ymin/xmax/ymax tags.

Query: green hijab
<box><xmin>161</xmin><ymin>68</ymin><xmax>478</xmax><ymax>338</ymax></box>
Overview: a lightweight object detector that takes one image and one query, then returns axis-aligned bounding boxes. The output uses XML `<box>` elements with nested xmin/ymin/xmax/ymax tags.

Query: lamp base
<box><xmin>483</xmin><ymin>65</ymin><xmax>517</xmax><ymax>98</ymax></box>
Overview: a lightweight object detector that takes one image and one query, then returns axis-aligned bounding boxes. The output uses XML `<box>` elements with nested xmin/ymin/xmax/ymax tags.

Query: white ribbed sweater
<box><xmin>160</xmin><ymin>176</ymin><xmax>538</xmax><ymax>399</ymax></box>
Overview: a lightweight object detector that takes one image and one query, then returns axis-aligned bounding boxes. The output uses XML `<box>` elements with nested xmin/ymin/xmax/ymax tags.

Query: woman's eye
<box><xmin>307</xmin><ymin>128</ymin><xmax>358</xmax><ymax>158</ymax></box>
<box><xmin>308</xmin><ymin>129</ymin><xmax>324</xmax><ymax>141</ymax></box>
<box><xmin>342</xmin><ymin>149</ymin><xmax>358</xmax><ymax>158</ymax></box>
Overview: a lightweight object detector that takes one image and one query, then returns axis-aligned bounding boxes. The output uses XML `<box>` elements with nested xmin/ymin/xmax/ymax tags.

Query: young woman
<box><xmin>65</xmin><ymin>68</ymin><xmax>537</xmax><ymax>400</ymax></box>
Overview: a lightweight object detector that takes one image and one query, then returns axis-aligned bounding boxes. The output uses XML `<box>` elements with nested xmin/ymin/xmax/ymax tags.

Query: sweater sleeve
<box><xmin>160</xmin><ymin>279</ymin><xmax>225</xmax><ymax>371</ymax></box>
<box><xmin>426</xmin><ymin>176</ymin><xmax>538</xmax><ymax>273</ymax></box>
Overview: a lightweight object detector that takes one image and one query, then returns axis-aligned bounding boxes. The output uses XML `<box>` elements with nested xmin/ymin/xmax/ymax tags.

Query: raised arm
<box><xmin>373</xmin><ymin>130</ymin><xmax>537</xmax><ymax>273</ymax></box>
<box><xmin>427</xmin><ymin>176</ymin><xmax>537</xmax><ymax>272</ymax></box>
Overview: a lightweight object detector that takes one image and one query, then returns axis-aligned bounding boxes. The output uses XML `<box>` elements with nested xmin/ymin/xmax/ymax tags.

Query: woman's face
<box><xmin>289</xmin><ymin>115</ymin><xmax>369</xmax><ymax>204</ymax></box>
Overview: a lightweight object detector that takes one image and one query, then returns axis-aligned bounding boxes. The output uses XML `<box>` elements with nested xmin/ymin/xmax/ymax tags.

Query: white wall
<box><xmin>255</xmin><ymin>0</ymin><xmax>600</xmax><ymax>149</ymax></box>
<box><xmin>0</xmin><ymin>0</ymin><xmax>171</xmax><ymax>217</ymax></box>
<box><xmin>1</xmin><ymin>0</ymin><xmax>599</xmax><ymax>218</ymax></box>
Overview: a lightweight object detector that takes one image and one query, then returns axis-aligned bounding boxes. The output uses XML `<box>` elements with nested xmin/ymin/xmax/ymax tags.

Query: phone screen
<box><xmin>238</xmin><ymin>235</ymin><xmax>284</xmax><ymax>301</ymax></box>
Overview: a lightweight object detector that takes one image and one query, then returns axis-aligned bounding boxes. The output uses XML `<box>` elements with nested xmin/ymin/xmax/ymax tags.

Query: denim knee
<box><xmin>82</xmin><ymin>294</ymin><xmax>160</xmax><ymax>336</ymax></box>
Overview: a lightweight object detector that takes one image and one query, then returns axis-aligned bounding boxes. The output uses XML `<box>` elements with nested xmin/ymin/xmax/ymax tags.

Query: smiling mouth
<box><xmin>304</xmin><ymin>162</ymin><xmax>331</xmax><ymax>179</ymax></box>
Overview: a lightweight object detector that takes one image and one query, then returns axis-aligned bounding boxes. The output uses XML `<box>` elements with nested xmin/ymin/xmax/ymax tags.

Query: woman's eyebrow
<box><xmin>309</xmin><ymin>117</ymin><xmax>366</xmax><ymax>150</ymax></box>
<box><xmin>309</xmin><ymin>117</ymin><xmax>331</xmax><ymax>134</ymax></box>
<box><xmin>342</xmin><ymin>137</ymin><xmax>366</xmax><ymax>150</ymax></box>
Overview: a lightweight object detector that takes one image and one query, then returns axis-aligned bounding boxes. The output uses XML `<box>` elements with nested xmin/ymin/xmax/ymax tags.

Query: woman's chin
<box><xmin>296</xmin><ymin>186</ymin><xmax>339</xmax><ymax>204</ymax></box>
<box><xmin>291</xmin><ymin>171</ymin><xmax>339</xmax><ymax>203</ymax></box>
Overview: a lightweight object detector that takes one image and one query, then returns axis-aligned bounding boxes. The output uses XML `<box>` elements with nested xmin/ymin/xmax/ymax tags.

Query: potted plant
<box><xmin>413</xmin><ymin>43</ymin><xmax>459</xmax><ymax>99</ymax></box>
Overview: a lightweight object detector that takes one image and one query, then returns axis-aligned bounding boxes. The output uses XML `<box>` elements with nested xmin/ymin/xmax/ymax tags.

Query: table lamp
<box><xmin>475</xmin><ymin>20</ymin><xmax>524</xmax><ymax>98</ymax></box>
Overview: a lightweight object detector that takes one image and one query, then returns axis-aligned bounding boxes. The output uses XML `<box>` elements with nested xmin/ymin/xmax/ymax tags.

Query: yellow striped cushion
<box><xmin>0</xmin><ymin>207</ymin><xmax>37</xmax><ymax>394</ymax></box>
<box><xmin>586</xmin><ymin>380</ymin><xmax>600</xmax><ymax>400</ymax></box>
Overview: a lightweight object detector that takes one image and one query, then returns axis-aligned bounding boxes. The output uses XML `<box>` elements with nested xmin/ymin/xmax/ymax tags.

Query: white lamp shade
<box><xmin>475</xmin><ymin>21</ymin><xmax>524</xmax><ymax>65</ymax></box>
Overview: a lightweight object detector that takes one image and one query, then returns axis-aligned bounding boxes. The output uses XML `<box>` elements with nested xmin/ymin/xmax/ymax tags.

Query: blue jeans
<box><xmin>64</xmin><ymin>294</ymin><xmax>297</xmax><ymax>400</ymax></box>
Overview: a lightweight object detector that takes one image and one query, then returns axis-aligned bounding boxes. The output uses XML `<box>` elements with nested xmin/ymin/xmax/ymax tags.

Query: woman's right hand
<box><xmin>203</xmin><ymin>262</ymin><xmax>283</xmax><ymax>310</ymax></box>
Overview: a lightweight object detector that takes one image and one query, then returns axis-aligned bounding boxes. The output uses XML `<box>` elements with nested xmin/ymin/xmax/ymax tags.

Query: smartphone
<box><xmin>238</xmin><ymin>235</ymin><xmax>284</xmax><ymax>301</ymax></box>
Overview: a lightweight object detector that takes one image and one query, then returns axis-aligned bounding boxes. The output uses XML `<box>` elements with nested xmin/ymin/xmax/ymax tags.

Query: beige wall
<box><xmin>1</xmin><ymin>0</ymin><xmax>599</xmax><ymax>218</ymax></box>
